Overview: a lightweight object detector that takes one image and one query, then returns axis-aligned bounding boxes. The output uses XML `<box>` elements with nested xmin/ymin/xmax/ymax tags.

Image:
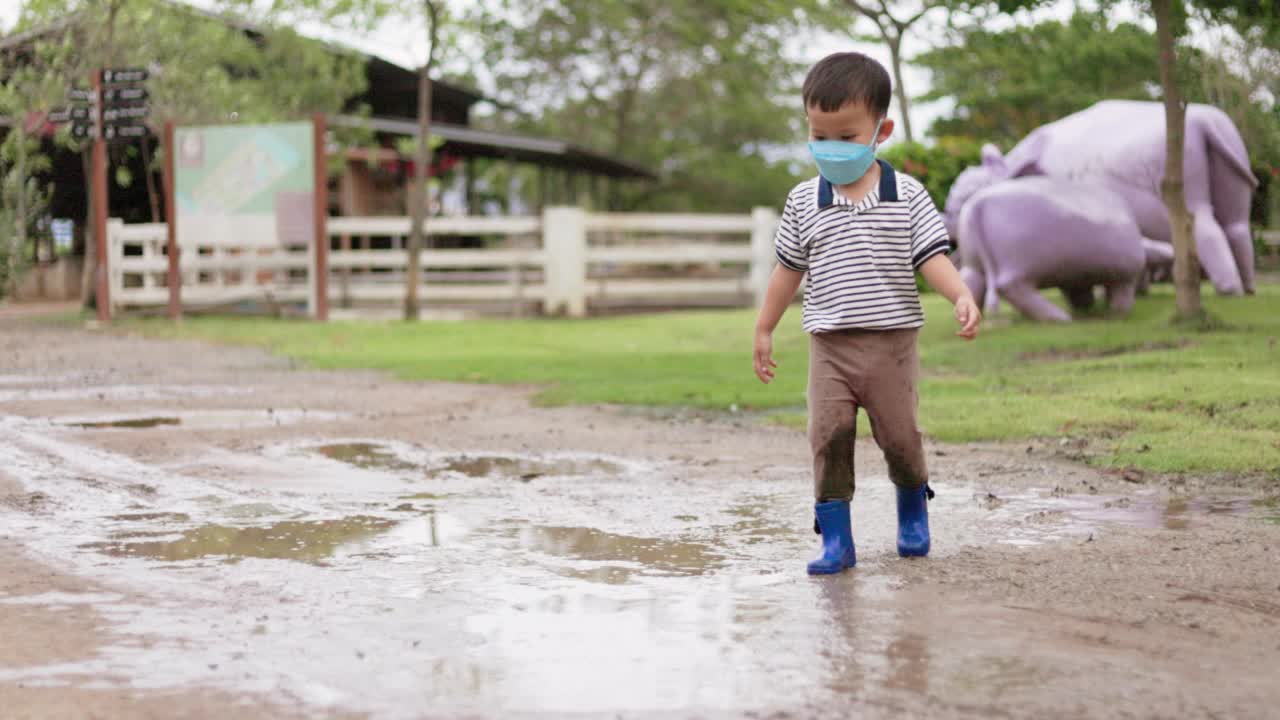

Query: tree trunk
<box><xmin>404</xmin><ymin>65</ymin><xmax>431</xmax><ymax>321</ymax></box>
<box><xmin>141</xmin><ymin>135</ymin><xmax>161</xmax><ymax>222</ymax></box>
<box><xmin>887</xmin><ymin>33</ymin><xmax>915</xmax><ymax>144</ymax></box>
<box><xmin>79</xmin><ymin>149</ymin><xmax>96</xmax><ymax>307</ymax></box>
<box><xmin>1154</xmin><ymin>0</ymin><xmax>1201</xmax><ymax>321</ymax></box>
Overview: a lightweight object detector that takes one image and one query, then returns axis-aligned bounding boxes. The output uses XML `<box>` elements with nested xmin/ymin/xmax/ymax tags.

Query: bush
<box><xmin>880</xmin><ymin>136</ymin><xmax>985</xmax><ymax>210</ymax></box>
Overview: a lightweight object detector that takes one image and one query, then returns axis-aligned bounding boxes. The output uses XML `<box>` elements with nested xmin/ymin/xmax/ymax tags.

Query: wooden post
<box><xmin>542</xmin><ymin>206</ymin><xmax>587</xmax><ymax>317</ymax></box>
<box><xmin>92</xmin><ymin>69</ymin><xmax>111</xmax><ymax>322</ymax></box>
<box><xmin>164</xmin><ymin>121</ymin><xmax>180</xmax><ymax>320</ymax></box>
<box><xmin>313</xmin><ymin>113</ymin><xmax>329</xmax><ymax>321</ymax></box>
<box><xmin>749</xmin><ymin>206</ymin><xmax>778</xmax><ymax>308</ymax></box>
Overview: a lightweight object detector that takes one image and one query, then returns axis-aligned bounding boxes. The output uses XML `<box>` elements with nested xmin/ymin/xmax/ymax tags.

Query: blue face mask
<box><xmin>808</xmin><ymin>119</ymin><xmax>884</xmax><ymax>186</ymax></box>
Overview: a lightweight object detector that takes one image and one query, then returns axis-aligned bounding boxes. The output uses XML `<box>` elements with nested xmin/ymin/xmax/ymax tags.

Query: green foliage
<box><xmin>10</xmin><ymin>0</ymin><xmax>369</xmax><ymax>130</ymax></box>
<box><xmin>472</xmin><ymin>0</ymin><xmax>811</xmax><ymax>212</ymax></box>
<box><xmin>0</xmin><ymin>65</ymin><xmax>54</xmax><ymax>298</ymax></box>
<box><xmin>916</xmin><ymin>12</ymin><xmax>1164</xmax><ymax>146</ymax></box>
<box><xmin>918</xmin><ymin>7</ymin><xmax>1279</xmax><ymax>173</ymax></box>
<box><xmin>879</xmin><ymin>136</ymin><xmax>983</xmax><ymax>209</ymax></box>
<box><xmin>1193</xmin><ymin>31</ymin><xmax>1280</xmax><ymax>170</ymax></box>
<box><xmin>125</xmin><ymin>282</ymin><xmax>1280</xmax><ymax>476</ymax></box>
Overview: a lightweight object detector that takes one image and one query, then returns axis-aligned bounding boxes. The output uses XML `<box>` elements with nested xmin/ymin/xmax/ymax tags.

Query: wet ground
<box><xmin>1</xmin><ymin>317</ymin><xmax>1278</xmax><ymax>719</ymax></box>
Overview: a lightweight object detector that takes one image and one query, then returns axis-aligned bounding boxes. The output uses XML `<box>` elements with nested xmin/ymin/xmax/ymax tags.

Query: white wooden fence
<box><xmin>108</xmin><ymin>207</ymin><xmax>781</xmax><ymax>318</ymax></box>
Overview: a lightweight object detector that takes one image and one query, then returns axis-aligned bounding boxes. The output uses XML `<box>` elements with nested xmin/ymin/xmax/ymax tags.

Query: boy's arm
<box><xmin>919</xmin><ymin>255</ymin><xmax>981</xmax><ymax>340</ymax></box>
<box><xmin>753</xmin><ymin>266</ymin><xmax>805</xmax><ymax>384</ymax></box>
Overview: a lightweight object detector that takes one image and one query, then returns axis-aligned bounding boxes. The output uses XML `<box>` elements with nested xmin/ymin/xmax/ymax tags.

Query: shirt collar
<box><xmin>816</xmin><ymin>159</ymin><xmax>899</xmax><ymax>210</ymax></box>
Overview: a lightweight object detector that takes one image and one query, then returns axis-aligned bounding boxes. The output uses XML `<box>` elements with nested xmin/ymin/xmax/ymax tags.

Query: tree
<box><xmin>0</xmin><ymin>114</ymin><xmax>53</xmax><ymax>300</ymax></box>
<box><xmin>1</xmin><ymin>25</ymin><xmax>68</xmax><ymax>299</ymax></box>
<box><xmin>916</xmin><ymin>11</ymin><xmax>1164</xmax><ymax>146</ymax></box>
<box><xmin>6</xmin><ymin>0</ymin><xmax>371</xmax><ymax>306</ymax></box>
<box><xmin>404</xmin><ymin>0</ymin><xmax>442</xmax><ymax>321</ymax></box>
<box><xmin>984</xmin><ymin>0</ymin><xmax>1279</xmax><ymax>322</ymax></box>
<box><xmin>835</xmin><ymin>0</ymin><xmax>952</xmax><ymax>144</ymax></box>
<box><xmin>473</xmin><ymin>0</ymin><xmax>810</xmax><ymax>213</ymax></box>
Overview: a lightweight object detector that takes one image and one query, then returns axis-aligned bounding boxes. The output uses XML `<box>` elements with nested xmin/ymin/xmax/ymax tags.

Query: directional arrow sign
<box><xmin>103</xmin><ymin>124</ymin><xmax>148</xmax><ymax>140</ymax></box>
<box><xmin>102</xmin><ymin>105</ymin><xmax>148</xmax><ymax>122</ymax></box>
<box><xmin>103</xmin><ymin>68</ymin><xmax>148</xmax><ymax>84</ymax></box>
<box><xmin>67</xmin><ymin>88</ymin><xmax>97</xmax><ymax>103</ymax></box>
<box><xmin>71</xmin><ymin>122</ymin><xmax>97</xmax><ymax>139</ymax></box>
<box><xmin>103</xmin><ymin>87</ymin><xmax>148</xmax><ymax>103</ymax></box>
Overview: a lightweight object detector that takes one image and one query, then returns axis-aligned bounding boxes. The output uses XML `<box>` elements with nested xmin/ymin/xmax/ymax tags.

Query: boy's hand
<box><xmin>753</xmin><ymin>330</ymin><xmax>777</xmax><ymax>384</ymax></box>
<box><xmin>955</xmin><ymin>295</ymin><xmax>981</xmax><ymax>340</ymax></box>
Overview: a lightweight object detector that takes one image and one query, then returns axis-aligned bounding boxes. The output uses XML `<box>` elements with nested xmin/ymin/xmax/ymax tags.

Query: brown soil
<box><xmin>1</xmin><ymin>314</ymin><xmax>1277</xmax><ymax>719</ymax></box>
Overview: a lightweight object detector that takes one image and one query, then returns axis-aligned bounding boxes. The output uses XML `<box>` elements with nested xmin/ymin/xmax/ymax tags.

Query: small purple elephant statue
<box><xmin>946</xmin><ymin>100</ymin><xmax>1258</xmax><ymax>297</ymax></box>
<box><xmin>957</xmin><ymin>176</ymin><xmax>1174</xmax><ymax>322</ymax></box>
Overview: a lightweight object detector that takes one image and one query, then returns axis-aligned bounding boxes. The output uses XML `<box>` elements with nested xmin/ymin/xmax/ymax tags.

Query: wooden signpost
<box><xmin>47</xmin><ymin>67</ymin><xmax>152</xmax><ymax>322</ymax></box>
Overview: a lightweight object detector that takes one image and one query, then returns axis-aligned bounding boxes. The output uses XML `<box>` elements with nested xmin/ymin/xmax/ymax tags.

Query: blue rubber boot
<box><xmin>896</xmin><ymin>484</ymin><xmax>931</xmax><ymax>558</ymax></box>
<box><xmin>807</xmin><ymin>500</ymin><xmax>856</xmax><ymax>575</ymax></box>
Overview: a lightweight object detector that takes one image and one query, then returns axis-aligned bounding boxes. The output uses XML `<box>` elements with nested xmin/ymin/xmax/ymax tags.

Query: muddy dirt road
<box><xmin>1</xmin><ymin>316</ymin><xmax>1278</xmax><ymax>719</ymax></box>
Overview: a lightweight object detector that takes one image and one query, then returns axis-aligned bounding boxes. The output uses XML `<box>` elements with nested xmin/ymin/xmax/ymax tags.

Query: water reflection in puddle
<box><xmin>313</xmin><ymin>442</ymin><xmax>627</xmax><ymax>482</ymax></box>
<box><xmin>58</xmin><ymin>409</ymin><xmax>339</xmax><ymax>431</ymax></box>
<box><xmin>71</xmin><ymin>417</ymin><xmax>181</xmax><ymax>430</ymax></box>
<box><xmin>108</xmin><ymin>512</ymin><xmax>191</xmax><ymax>523</ymax></box>
<box><xmin>316</xmin><ymin>443</ymin><xmax>417</xmax><ymax>472</ymax></box>
<box><xmin>83</xmin><ymin>516</ymin><xmax>396</xmax><ymax>564</ymax></box>
<box><xmin>438</xmin><ymin>455</ymin><xmax>624</xmax><ymax>480</ymax></box>
<box><xmin>977</xmin><ymin>490</ymin><xmax>1280</xmax><ymax>545</ymax></box>
<box><xmin>517</xmin><ymin>526</ymin><xmax>724</xmax><ymax>583</ymax></box>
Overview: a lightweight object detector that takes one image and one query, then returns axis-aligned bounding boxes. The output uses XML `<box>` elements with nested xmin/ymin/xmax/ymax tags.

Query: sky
<box><xmin>0</xmin><ymin>0</ymin><xmax>1159</xmax><ymax>145</ymax></box>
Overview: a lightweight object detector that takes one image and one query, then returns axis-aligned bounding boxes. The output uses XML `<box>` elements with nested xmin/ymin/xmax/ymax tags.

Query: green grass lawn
<box><xmin>125</xmin><ymin>283</ymin><xmax>1280</xmax><ymax>476</ymax></box>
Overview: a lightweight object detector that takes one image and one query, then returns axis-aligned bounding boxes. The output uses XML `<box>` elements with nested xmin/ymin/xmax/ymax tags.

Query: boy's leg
<box><xmin>857</xmin><ymin>329</ymin><xmax>928</xmax><ymax>489</ymax></box>
<box><xmin>808</xmin><ymin>334</ymin><xmax>859</xmax><ymax>502</ymax></box>
<box><xmin>859</xmin><ymin>329</ymin><xmax>932</xmax><ymax>557</ymax></box>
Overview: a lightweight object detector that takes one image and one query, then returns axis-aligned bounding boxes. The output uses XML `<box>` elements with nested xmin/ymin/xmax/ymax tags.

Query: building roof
<box><xmin>1</xmin><ymin>4</ymin><xmax>655</xmax><ymax>181</ymax></box>
<box><xmin>331</xmin><ymin>115</ymin><xmax>655</xmax><ymax>180</ymax></box>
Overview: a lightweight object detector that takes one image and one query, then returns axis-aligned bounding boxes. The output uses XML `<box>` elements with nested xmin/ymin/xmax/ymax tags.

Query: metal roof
<box><xmin>331</xmin><ymin>115</ymin><xmax>656</xmax><ymax>181</ymax></box>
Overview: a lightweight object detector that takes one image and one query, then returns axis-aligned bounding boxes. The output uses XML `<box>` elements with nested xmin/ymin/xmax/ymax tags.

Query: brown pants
<box><xmin>808</xmin><ymin>328</ymin><xmax>928</xmax><ymax>502</ymax></box>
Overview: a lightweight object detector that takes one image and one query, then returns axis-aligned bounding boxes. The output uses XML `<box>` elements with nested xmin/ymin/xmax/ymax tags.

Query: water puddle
<box><xmin>1161</xmin><ymin>496</ymin><xmax>1278</xmax><ymax>529</ymax></box>
<box><xmin>108</xmin><ymin>512</ymin><xmax>192</xmax><ymax>523</ymax></box>
<box><xmin>436</xmin><ymin>454</ymin><xmax>624</xmax><ymax>480</ymax></box>
<box><xmin>313</xmin><ymin>442</ymin><xmax>627</xmax><ymax>482</ymax></box>
<box><xmin>72</xmin><ymin>416</ymin><xmax>180</xmax><ymax>430</ymax></box>
<box><xmin>984</xmin><ymin>490</ymin><xmax>1279</xmax><ymax>540</ymax></box>
<box><xmin>517</xmin><ymin>526</ymin><xmax>724</xmax><ymax>582</ymax></box>
<box><xmin>57</xmin><ymin>409</ymin><xmax>340</xmax><ymax>431</ymax></box>
<box><xmin>315</xmin><ymin>443</ymin><xmax>417</xmax><ymax>472</ymax></box>
<box><xmin>723</xmin><ymin>499</ymin><xmax>794</xmax><ymax>543</ymax></box>
<box><xmin>82</xmin><ymin>516</ymin><xmax>397</xmax><ymax>564</ymax></box>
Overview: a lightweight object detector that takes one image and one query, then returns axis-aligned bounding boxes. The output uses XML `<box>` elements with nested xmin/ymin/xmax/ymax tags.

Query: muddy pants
<box><xmin>808</xmin><ymin>328</ymin><xmax>928</xmax><ymax>502</ymax></box>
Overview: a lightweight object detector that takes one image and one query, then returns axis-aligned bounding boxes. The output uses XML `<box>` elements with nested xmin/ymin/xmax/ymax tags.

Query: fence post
<box><xmin>543</xmin><ymin>206</ymin><xmax>587</xmax><ymax>317</ymax></box>
<box><xmin>749</xmin><ymin>206</ymin><xmax>778</xmax><ymax>308</ymax></box>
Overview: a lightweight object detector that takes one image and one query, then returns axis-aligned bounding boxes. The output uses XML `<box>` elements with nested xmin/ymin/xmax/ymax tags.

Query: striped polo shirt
<box><xmin>775</xmin><ymin>160</ymin><xmax>951</xmax><ymax>333</ymax></box>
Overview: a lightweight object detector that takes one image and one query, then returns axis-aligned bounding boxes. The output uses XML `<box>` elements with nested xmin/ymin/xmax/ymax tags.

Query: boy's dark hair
<box><xmin>802</xmin><ymin>52</ymin><xmax>892</xmax><ymax>116</ymax></box>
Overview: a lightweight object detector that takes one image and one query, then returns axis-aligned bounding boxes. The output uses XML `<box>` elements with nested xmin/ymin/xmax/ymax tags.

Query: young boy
<box><xmin>753</xmin><ymin>52</ymin><xmax>981</xmax><ymax>576</ymax></box>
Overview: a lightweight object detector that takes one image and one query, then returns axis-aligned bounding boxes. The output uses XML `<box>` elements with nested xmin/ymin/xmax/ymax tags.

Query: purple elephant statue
<box><xmin>957</xmin><ymin>176</ymin><xmax>1175</xmax><ymax>322</ymax></box>
<box><xmin>946</xmin><ymin>100</ymin><xmax>1258</xmax><ymax>298</ymax></box>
